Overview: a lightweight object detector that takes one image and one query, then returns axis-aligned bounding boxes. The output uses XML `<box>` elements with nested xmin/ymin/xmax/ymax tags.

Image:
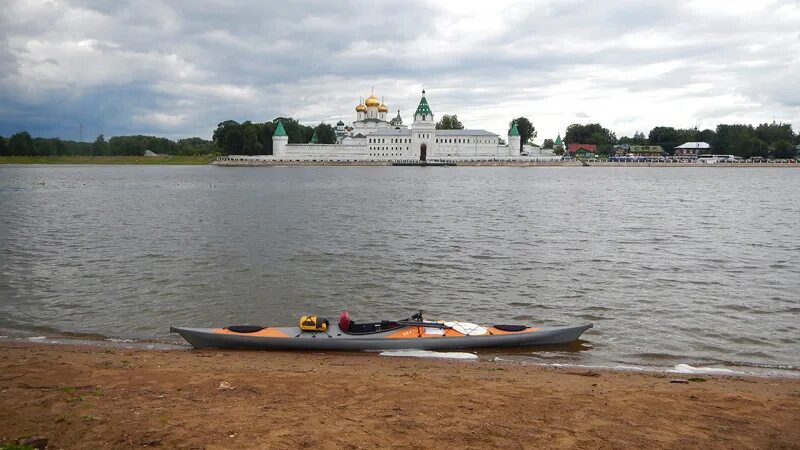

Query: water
<box><xmin>1</xmin><ymin>165</ymin><xmax>798</xmax><ymax>376</ymax></box>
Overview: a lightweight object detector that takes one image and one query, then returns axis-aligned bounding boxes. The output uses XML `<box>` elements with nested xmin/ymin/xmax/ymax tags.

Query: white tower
<box><xmin>412</xmin><ymin>89</ymin><xmax>435</xmax><ymax>160</ymax></box>
<box><xmin>508</xmin><ymin>122</ymin><xmax>521</xmax><ymax>156</ymax></box>
<box><xmin>272</xmin><ymin>120</ymin><xmax>288</xmax><ymax>156</ymax></box>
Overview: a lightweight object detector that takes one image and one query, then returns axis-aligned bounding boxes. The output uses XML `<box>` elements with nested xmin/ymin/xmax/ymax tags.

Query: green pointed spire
<box><xmin>310</xmin><ymin>129</ymin><xmax>318</xmax><ymax>144</ymax></box>
<box><xmin>509</xmin><ymin>122</ymin><xmax>520</xmax><ymax>137</ymax></box>
<box><xmin>415</xmin><ymin>90</ymin><xmax>432</xmax><ymax>117</ymax></box>
<box><xmin>554</xmin><ymin>133</ymin><xmax>562</xmax><ymax>145</ymax></box>
<box><xmin>273</xmin><ymin>120</ymin><xmax>287</xmax><ymax>137</ymax></box>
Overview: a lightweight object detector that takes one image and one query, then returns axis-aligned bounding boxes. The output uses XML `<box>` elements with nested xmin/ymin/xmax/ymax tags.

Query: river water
<box><xmin>0</xmin><ymin>165</ymin><xmax>798</xmax><ymax>375</ymax></box>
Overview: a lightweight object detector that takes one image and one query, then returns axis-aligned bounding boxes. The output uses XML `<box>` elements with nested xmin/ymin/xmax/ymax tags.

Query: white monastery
<box><xmin>267</xmin><ymin>89</ymin><xmax>557</xmax><ymax>161</ymax></box>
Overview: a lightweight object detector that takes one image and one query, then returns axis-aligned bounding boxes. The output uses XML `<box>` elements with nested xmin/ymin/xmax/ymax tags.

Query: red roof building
<box><xmin>567</xmin><ymin>143</ymin><xmax>597</xmax><ymax>154</ymax></box>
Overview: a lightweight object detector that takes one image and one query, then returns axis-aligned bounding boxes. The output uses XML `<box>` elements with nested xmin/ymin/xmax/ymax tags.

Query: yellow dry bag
<box><xmin>299</xmin><ymin>316</ymin><xmax>328</xmax><ymax>332</ymax></box>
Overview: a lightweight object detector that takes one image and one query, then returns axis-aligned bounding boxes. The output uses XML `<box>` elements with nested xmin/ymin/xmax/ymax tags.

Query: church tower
<box><xmin>508</xmin><ymin>121</ymin><xmax>521</xmax><ymax>156</ymax></box>
<box><xmin>272</xmin><ymin>120</ymin><xmax>288</xmax><ymax>156</ymax></box>
<box><xmin>412</xmin><ymin>89</ymin><xmax>435</xmax><ymax>160</ymax></box>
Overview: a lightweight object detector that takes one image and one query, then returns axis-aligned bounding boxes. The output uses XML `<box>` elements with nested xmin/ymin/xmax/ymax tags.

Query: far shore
<box><xmin>1</xmin><ymin>341</ymin><xmax>798</xmax><ymax>449</ymax></box>
<box><xmin>214</xmin><ymin>159</ymin><xmax>800</xmax><ymax>167</ymax></box>
<box><xmin>2</xmin><ymin>155</ymin><xmax>798</xmax><ymax>168</ymax></box>
<box><xmin>0</xmin><ymin>155</ymin><xmax>215</xmax><ymax>165</ymax></box>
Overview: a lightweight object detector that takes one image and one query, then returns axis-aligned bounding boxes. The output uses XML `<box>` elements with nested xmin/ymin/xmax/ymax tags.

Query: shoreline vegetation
<box><xmin>0</xmin><ymin>341</ymin><xmax>798</xmax><ymax>449</ymax></box>
<box><xmin>2</xmin><ymin>119</ymin><xmax>798</xmax><ymax>162</ymax></box>
<box><xmin>0</xmin><ymin>155</ymin><xmax>216</xmax><ymax>165</ymax></box>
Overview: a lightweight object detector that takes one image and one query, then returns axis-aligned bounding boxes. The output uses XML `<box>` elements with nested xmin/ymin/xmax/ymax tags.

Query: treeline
<box><xmin>211</xmin><ymin>118</ymin><xmax>336</xmax><ymax>155</ymax></box>
<box><xmin>556</xmin><ymin>122</ymin><xmax>798</xmax><ymax>158</ymax></box>
<box><xmin>0</xmin><ymin>132</ymin><xmax>219</xmax><ymax>157</ymax></box>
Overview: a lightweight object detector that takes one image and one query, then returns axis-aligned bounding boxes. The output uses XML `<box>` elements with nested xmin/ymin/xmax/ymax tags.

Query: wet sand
<box><xmin>1</xmin><ymin>341</ymin><xmax>798</xmax><ymax>449</ymax></box>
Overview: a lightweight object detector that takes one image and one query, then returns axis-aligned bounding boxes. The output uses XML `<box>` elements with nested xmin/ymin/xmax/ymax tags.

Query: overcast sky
<box><xmin>1</xmin><ymin>0</ymin><xmax>798</xmax><ymax>142</ymax></box>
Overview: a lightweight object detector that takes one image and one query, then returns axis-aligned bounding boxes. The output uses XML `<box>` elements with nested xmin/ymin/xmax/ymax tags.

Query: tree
<box><xmin>177</xmin><ymin>137</ymin><xmax>220</xmax><ymax>156</ymax></box>
<box><xmin>697</xmin><ymin>128</ymin><xmax>716</xmax><ymax>144</ymax></box>
<box><xmin>213</xmin><ymin>120</ymin><xmax>244</xmax><ymax>155</ymax></box>
<box><xmin>0</xmin><ymin>135</ymin><xmax>6</xmax><ymax>156</ymax></box>
<box><xmin>435</xmin><ymin>114</ymin><xmax>464</xmax><ymax>130</ymax></box>
<box><xmin>314</xmin><ymin>123</ymin><xmax>337</xmax><ymax>144</ymax></box>
<box><xmin>755</xmin><ymin>122</ymin><xmax>793</xmax><ymax>146</ymax></box>
<box><xmin>564</xmin><ymin>123</ymin><xmax>616</xmax><ymax>153</ymax></box>
<box><xmin>647</xmin><ymin>126</ymin><xmax>682</xmax><ymax>154</ymax></box>
<box><xmin>619</xmin><ymin>131</ymin><xmax>647</xmax><ymax>145</ymax></box>
<box><xmin>713</xmin><ymin>124</ymin><xmax>756</xmax><ymax>157</ymax></box>
<box><xmin>241</xmin><ymin>122</ymin><xmax>262</xmax><ymax>155</ymax></box>
<box><xmin>8</xmin><ymin>131</ymin><xmax>34</xmax><ymax>156</ymax></box>
<box><xmin>510</xmin><ymin>117</ymin><xmax>536</xmax><ymax>144</ymax></box>
<box><xmin>92</xmin><ymin>134</ymin><xmax>109</xmax><ymax>156</ymax></box>
<box><xmin>542</xmin><ymin>138</ymin><xmax>554</xmax><ymax>149</ymax></box>
<box><xmin>773</xmin><ymin>140</ymin><xmax>795</xmax><ymax>159</ymax></box>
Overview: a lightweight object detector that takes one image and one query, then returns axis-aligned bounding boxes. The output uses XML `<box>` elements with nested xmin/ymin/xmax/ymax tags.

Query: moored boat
<box><xmin>170</xmin><ymin>311</ymin><xmax>592</xmax><ymax>351</ymax></box>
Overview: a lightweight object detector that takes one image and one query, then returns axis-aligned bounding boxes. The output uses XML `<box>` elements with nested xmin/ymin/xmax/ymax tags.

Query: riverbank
<box><xmin>0</xmin><ymin>155</ymin><xmax>216</xmax><ymax>165</ymax></box>
<box><xmin>1</xmin><ymin>342</ymin><xmax>797</xmax><ymax>449</ymax></box>
<box><xmin>214</xmin><ymin>158</ymin><xmax>800</xmax><ymax>167</ymax></box>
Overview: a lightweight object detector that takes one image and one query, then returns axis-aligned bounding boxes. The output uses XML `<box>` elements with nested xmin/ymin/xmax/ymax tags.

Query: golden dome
<box><xmin>378</xmin><ymin>102</ymin><xmax>388</xmax><ymax>113</ymax></box>
<box><xmin>355</xmin><ymin>101</ymin><xmax>366</xmax><ymax>112</ymax></box>
<box><xmin>364</xmin><ymin>94</ymin><xmax>380</xmax><ymax>107</ymax></box>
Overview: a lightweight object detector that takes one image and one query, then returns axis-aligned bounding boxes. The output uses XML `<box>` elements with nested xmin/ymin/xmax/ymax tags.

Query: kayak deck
<box><xmin>170</xmin><ymin>322</ymin><xmax>593</xmax><ymax>351</ymax></box>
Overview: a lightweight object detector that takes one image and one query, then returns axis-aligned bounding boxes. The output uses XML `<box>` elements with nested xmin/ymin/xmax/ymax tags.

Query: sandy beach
<box><xmin>0</xmin><ymin>341</ymin><xmax>798</xmax><ymax>449</ymax></box>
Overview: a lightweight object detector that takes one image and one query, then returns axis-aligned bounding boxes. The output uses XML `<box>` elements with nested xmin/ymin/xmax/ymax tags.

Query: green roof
<box><xmin>554</xmin><ymin>134</ymin><xmax>562</xmax><ymax>145</ymax></box>
<box><xmin>629</xmin><ymin>145</ymin><xmax>663</xmax><ymax>153</ymax></box>
<box><xmin>310</xmin><ymin>130</ymin><xmax>318</xmax><ymax>144</ymax></box>
<box><xmin>273</xmin><ymin>120</ymin><xmax>287</xmax><ymax>137</ymax></box>
<box><xmin>415</xmin><ymin>92</ymin><xmax>432</xmax><ymax>117</ymax></box>
<box><xmin>509</xmin><ymin>122</ymin><xmax>520</xmax><ymax>136</ymax></box>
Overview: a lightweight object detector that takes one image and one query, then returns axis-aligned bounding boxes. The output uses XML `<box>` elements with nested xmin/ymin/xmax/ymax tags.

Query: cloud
<box><xmin>0</xmin><ymin>0</ymin><xmax>798</xmax><ymax>142</ymax></box>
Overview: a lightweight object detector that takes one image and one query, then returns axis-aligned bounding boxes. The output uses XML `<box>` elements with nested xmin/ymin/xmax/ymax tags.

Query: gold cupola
<box><xmin>364</xmin><ymin>93</ymin><xmax>380</xmax><ymax>107</ymax></box>
<box><xmin>355</xmin><ymin>98</ymin><xmax>367</xmax><ymax>112</ymax></box>
<box><xmin>378</xmin><ymin>97</ymin><xmax>388</xmax><ymax>113</ymax></box>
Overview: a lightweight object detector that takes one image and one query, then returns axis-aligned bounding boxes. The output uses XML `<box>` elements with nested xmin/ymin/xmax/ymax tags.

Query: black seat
<box><xmin>226</xmin><ymin>325</ymin><xmax>265</xmax><ymax>333</ymax></box>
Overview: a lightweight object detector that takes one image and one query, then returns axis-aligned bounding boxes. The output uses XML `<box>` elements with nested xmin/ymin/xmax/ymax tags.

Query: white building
<box><xmin>268</xmin><ymin>89</ymin><xmax>557</xmax><ymax>161</ymax></box>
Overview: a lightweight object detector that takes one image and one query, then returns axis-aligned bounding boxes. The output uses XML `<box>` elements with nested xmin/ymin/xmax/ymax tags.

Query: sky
<box><xmin>1</xmin><ymin>0</ymin><xmax>798</xmax><ymax>143</ymax></box>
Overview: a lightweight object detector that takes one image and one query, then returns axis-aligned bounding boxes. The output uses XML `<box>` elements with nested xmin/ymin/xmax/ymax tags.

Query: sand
<box><xmin>1</xmin><ymin>341</ymin><xmax>798</xmax><ymax>449</ymax></box>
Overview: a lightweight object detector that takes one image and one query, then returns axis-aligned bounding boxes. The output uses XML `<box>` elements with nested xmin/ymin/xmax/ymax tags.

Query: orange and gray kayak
<box><xmin>170</xmin><ymin>311</ymin><xmax>592</xmax><ymax>351</ymax></box>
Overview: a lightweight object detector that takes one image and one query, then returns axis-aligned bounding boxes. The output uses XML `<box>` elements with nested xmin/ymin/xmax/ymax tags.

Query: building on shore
<box><xmin>567</xmin><ymin>143</ymin><xmax>597</xmax><ymax>158</ymax></box>
<box><xmin>674</xmin><ymin>142</ymin><xmax>710</xmax><ymax>159</ymax></box>
<box><xmin>265</xmin><ymin>89</ymin><xmax>558</xmax><ymax>162</ymax></box>
<box><xmin>629</xmin><ymin>145</ymin><xmax>665</xmax><ymax>157</ymax></box>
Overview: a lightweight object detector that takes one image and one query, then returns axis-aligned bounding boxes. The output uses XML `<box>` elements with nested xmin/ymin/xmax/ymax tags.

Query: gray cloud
<box><xmin>0</xmin><ymin>0</ymin><xmax>798</xmax><ymax>141</ymax></box>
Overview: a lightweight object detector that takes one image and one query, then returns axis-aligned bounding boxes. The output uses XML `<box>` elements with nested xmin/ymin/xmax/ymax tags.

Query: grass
<box><xmin>0</xmin><ymin>155</ymin><xmax>216</xmax><ymax>165</ymax></box>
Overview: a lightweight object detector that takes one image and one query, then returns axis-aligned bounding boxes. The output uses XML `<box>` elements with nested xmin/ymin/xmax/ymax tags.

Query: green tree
<box><xmin>697</xmin><ymin>128</ymin><xmax>716</xmax><ymax>144</ymax></box>
<box><xmin>0</xmin><ymin>135</ymin><xmax>6</xmax><ymax>156</ymax></box>
<box><xmin>435</xmin><ymin>114</ymin><xmax>464</xmax><ymax>130</ymax></box>
<box><xmin>92</xmin><ymin>134</ymin><xmax>109</xmax><ymax>156</ymax></box>
<box><xmin>755</xmin><ymin>122</ymin><xmax>793</xmax><ymax>145</ymax></box>
<box><xmin>773</xmin><ymin>140</ymin><xmax>795</xmax><ymax>159</ymax></box>
<box><xmin>241</xmin><ymin>122</ymin><xmax>262</xmax><ymax>155</ymax></box>
<box><xmin>713</xmin><ymin>124</ymin><xmax>755</xmax><ymax>157</ymax></box>
<box><xmin>647</xmin><ymin>126</ymin><xmax>681</xmax><ymax>154</ymax></box>
<box><xmin>314</xmin><ymin>123</ymin><xmax>337</xmax><ymax>144</ymax></box>
<box><xmin>33</xmin><ymin>138</ymin><xmax>63</xmax><ymax>156</ymax></box>
<box><xmin>542</xmin><ymin>138</ymin><xmax>554</xmax><ymax>149</ymax></box>
<box><xmin>8</xmin><ymin>131</ymin><xmax>34</xmax><ymax>155</ymax></box>
<box><xmin>177</xmin><ymin>137</ymin><xmax>220</xmax><ymax>156</ymax></box>
<box><xmin>565</xmin><ymin>123</ymin><xmax>616</xmax><ymax>153</ymax></box>
<box><xmin>510</xmin><ymin>117</ymin><xmax>536</xmax><ymax>145</ymax></box>
<box><xmin>619</xmin><ymin>131</ymin><xmax>647</xmax><ymax>145</ymax></box>
<box><xmin>213</xmin><ymin>120</ymin><xmax>244</xmax><ymax>155</ymax></box>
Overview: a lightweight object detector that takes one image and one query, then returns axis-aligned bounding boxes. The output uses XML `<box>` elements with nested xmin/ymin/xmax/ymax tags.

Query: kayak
<box><xmin>170</xmin><ymin>311</ymin><xmax>592</xmax><ymax>351</ymax></box>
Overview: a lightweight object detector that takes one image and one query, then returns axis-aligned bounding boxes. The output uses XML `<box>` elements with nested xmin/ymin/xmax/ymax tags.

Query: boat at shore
<box><xmin>170</xmin><ymin>311</ymin><xmax>592</xmax><ymax>351</ymax></box>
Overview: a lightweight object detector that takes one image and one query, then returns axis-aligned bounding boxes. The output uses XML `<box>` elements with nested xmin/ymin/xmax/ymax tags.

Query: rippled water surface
<box><xmin>1</xmin><ymin>165</ymin><xmax>798</xmax><ymax>374</ymax></box>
